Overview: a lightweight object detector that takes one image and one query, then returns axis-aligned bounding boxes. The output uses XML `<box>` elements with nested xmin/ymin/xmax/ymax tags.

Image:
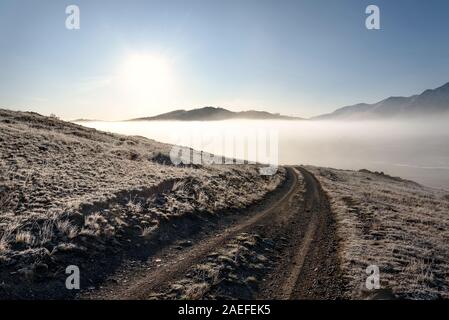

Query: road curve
<box><xmin>85</xmin><ymin>166</ymin><xmax>346</xmax><ymax>300</ymax></box>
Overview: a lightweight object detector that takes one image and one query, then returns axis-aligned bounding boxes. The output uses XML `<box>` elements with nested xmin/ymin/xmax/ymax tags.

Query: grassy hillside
<box><xmin>0</xmin><ymin>109</ymin><xmax>285</xmax><ymax>298</ymax></box>
<box><xmin>307</xmin><ymin>166</ymin><xmax>449</xmax><ymax>299</ymax></box>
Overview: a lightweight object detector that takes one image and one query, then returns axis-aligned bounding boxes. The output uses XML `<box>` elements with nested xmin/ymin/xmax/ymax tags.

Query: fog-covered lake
<box><xmin>78</xmin><ymin>120</ymin><xmax>449</xmax><ymax>190</ymax></box>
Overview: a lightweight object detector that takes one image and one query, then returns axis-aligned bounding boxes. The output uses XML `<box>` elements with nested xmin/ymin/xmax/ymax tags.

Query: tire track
<box><xmin>88</xmin><ymin>167</ymin><xmax>298</xmax><ymax>299</ymax></box>
<box><xmin>86</xmin><ymin>166</ymin><xmax>346</xmax><ymax>299</ymax></box>
<box><xmin>256</xmin><ymin>167</ymin><xmax>346</xmax><ymax>299</ymax></box>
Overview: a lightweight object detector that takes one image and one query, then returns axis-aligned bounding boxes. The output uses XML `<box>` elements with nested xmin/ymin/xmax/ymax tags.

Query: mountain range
<box><xmin>314</xmin><ymin>82</ymin><xmax>449</xmax><ymax>120</ymax></box>
<box><xmin>73</xmin><ymin>82</ymin><xmax>449</xmax><ymax>122</ymax></box>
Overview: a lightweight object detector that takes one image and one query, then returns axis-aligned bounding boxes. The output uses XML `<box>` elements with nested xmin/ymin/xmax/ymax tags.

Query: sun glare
<box><xmin>120</xmin><ymin>53</ymin><xmax>175</xmax><ymax>98</ymax></box>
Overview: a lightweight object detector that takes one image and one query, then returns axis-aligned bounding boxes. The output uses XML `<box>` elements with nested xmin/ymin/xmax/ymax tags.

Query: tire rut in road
<box><xmin>85</xmin><ymin>167</ymin><xmax>298</xmax><ymax>300</ymax></box>
<box><xmin>257</xmin><ymin>167</ymin><xmax>346</xmax><ymax>299</ymax></box>
<box><xmin>85</xmin><ymin>166</ymin><xmax>347</xmax><ymax>299</ymax></box>
<box><xmin>286</xmin><ymin>167</ymin><xmax>346</xmax><ymax>299</ymax></box>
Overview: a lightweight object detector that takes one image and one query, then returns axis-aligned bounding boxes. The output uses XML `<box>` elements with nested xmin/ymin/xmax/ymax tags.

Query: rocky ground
<box><xmin>146</xmin><ymin>232</ymin><xmax>274</xmax><ymax>300</ymax></box>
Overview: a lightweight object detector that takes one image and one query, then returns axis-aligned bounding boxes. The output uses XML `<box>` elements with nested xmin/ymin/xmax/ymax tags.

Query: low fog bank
<box><xmin>79</xmin><ymin>117</ymin><xmax>449</xmax><ymax>189</ymax></box>
<box><xmin>281</xmin><ymin>118</ymin><xmax>449</xmax><ymax>189</ymax></box>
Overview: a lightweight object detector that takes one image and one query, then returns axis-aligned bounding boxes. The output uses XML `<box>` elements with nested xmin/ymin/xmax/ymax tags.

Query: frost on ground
<box><xmin>0</xmin><ymin>109</ymin><xmax>285</xmax><ymax>296</ymax></box>
<box><xmin>148</xmin><ymin>233</ymin><xmax>273</xmax><ymax>300</ymax></box>
<box><xmin>306</xmin><ymin>166</ymin><xmax>449</xmax><ymax>299</ymax></box>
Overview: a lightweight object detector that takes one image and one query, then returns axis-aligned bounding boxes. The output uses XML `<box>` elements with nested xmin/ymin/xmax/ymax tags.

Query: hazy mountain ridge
<box><xmin>314</xmin><ymin>82</ymin><xmax>449</xmax><ymax>120</ymax></box>
<box><xmin>71</xmin><ymin>82</ymin><xmax>449</xmax><ymax>122</ymax></box>
<box><xmin>129</xmin><ymin>106</ymin><xmax>302</xmax><ymax>121</ymax></box>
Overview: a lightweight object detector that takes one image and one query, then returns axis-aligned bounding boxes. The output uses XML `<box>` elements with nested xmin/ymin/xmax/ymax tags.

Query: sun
<box><xmin>119</xmin><ymin>53</ymin><xmax>175</xmax><ymax>98</ymax></box>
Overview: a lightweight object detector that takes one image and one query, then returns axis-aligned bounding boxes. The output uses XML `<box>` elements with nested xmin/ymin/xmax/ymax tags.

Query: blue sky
<box><xmin>1</xmin><ymin>0</ymin><xmax>449</xmax><ymax>120</ymax></box>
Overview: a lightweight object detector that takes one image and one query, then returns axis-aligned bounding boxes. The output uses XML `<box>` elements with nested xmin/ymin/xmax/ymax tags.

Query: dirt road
<box><xmin>258</xmin><ymin>167</ymin><xmax>346</xmax><ymax>299</ymax></box>
<box><xmin>84</xmin><ymin>167</ymin><xmax>346</xmax><ymax>300</ymax></box>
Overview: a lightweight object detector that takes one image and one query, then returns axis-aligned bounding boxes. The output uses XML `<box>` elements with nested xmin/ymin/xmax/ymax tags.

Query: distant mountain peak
<box><xmin>314</xmin><ymin>82</ymin><xmax>449</xmax><ymax>120</ymax></box>
<box><xmin>129</xmin><ymin>107</ymin><xmax>302</xmax><ymax>121</ymax></box>
<box><xmin>438</xmin><ymin>81</ymin><xmax>449</xmax><ymax>89</ymax></box>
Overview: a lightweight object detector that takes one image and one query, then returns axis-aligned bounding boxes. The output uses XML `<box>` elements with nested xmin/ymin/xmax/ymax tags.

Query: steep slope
<box><xmin>0</xmin><ymin>108</ymin><xmax>285</xmax><ymax>299</ymax></box>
